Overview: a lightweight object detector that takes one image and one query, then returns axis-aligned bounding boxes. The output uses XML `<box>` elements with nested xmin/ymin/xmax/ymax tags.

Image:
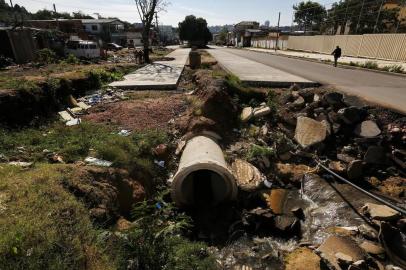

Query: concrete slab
<box><xmin>208</xmin><ymin>48</ymin><xmax>318</xmax><ymax>88</ymax></box>
<box><xmin>109</xmin><ymin>48</ymin><xmax>190</xmax><ymax>90</ymax></box>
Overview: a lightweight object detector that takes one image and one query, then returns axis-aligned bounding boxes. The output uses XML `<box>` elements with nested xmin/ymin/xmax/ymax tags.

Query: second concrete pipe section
<box><xmin>171</xmin><ymin>135</ymin><xmax>238</xmax><ymax>207</ymax></box>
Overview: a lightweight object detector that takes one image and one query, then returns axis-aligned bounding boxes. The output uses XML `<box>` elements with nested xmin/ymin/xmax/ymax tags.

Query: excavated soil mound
<box><xmin>176</xmin><ymin>70</ymin><xmax>238</xmax><ymax>137</ymax></box>
<box><xmin>84</xmin><ymin>94</ymin><xmax>187</xmax><ymax>131</ymax></box>
<box><xmin>61</xmin><ymin>166</ymin><xmax>145</xmax><ymax>226</ymax></box>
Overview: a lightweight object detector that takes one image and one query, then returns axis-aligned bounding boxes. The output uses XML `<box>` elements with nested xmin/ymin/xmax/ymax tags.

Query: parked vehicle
<box><xmin>65</xmin><ymin>40</ymin><xmax>100</xmax><ymax>59</ymax></box>
<box><xmin>106</xmin><ymin>43</ymin><xmax>123</xmax><ymax>51</ymax></box>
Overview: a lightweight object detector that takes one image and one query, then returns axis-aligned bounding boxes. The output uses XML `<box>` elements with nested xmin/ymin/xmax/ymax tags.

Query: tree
<box><xmin>72</xmin><ymin>11</ymin><xmax>94</xmax><ymax>19</ymax></box>
<box><xmin>178</xmin><ymin>15</ymin><xmax>212</xmax><ymax>47</ymax></box>
<box><xmin>134</xmin><ymin>0</ymin><xmax>168</xmax><ymax>63</ymax></box>
<box><xmin>293</xmin><ymin>1</ymin><xmax>327</xmax><ymax>34</ymax></box>
<box><xmin>326</xmin><ymin>0</ymin><xmax>401</xmax><ymax>34</ymax></box>
<box><xmin>217</xmin><ymin>27</ymin><xmax>229</xmax><ymax>45</ymax></box>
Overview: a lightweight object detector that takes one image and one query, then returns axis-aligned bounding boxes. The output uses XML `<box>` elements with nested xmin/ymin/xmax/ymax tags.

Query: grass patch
<box><xmin>362</xmin><ymin>61</ymin><xmax>379</xmax><ymax>70</ymax></box>
<box><xmin>225</xmin><ymin>74</ymin><xmax>264</xmax><ymax>102</ymax></box>
<box><xmin>0</xmin><ymin>122</ymin><xmax>168</xmax><ymax>171</ymax></box>
<box><xmin>0</xmin><ymin>164</ymin><xmax>114</xmax><ymax>270</ymax></box>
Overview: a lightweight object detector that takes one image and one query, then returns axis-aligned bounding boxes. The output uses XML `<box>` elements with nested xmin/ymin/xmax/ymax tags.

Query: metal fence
<box><xmin>286</xmin><ymin>34</ymin><xmax>406</xmax><ymax>62</ymax></box>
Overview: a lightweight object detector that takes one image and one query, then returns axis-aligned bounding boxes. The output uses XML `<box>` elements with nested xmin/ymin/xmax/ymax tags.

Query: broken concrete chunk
<box><xmin>275</xmin><ymin>163</ymin><xmax>312</xmax><ymax>183</ymax></box>
<box><xmin>85</xmin><ymin>157</ymin><xmax>113</xmax><ymax>167</ymax></box>
<box><xmin>355</xmin><ymin>121</ymin><xmax>381</xmax><ymax>138</ymax></box>
<box><xmin>317</xmin><ymin>236</ymin><xmax>366</xmax><ymax>270</ymax></box>
<box><xmin>231</xmin><ymin>159</ymin><xmax>265</xmax><ymax>191</ymax></box>
<box><xmin>58</xmin><ymin>110</ymin><xmax>74</xmax><ymax>122</ymax></box>
<box><xmin>253</xmin><ymin>106</ymin><xmax>271</xmax><ymax>118</ymax></box>
<box><xmin>358</xmin><ymin>224</ymin><xmax>378</xmax><ymax>240</ymax></box>
<box><xmin>241</xmin><ymin>107</ymin><xmax>254</xmax><ymax>122</ymax></box>
<box><xmin>77</xmin><ymin>101</ymin><xmax>91</xmax><ymax>110</ymax></box>
<box><xmin>66</xmin><ymin>118</ymin><xmax>81</xmax><ymax>126</ymax></box>
<box><xmin>284</xmin><ymin>247</ymin><xmax>322</xmax><ymax>270</ymax></box>
<box><xmin>361</xmin><ymin>203</ymin><xmax>400</xmax><ymax>221</ymax></box>
<box><xmin>294</xmin><ymin>117</ymin><xmax>327</xmax><ymax>148</ymax></box>
<box><xmin>335</xmin><ymin>252</ymin><xmax>354</xmax><ymax>267</ymax></box>
<box><xmin>263</xmin><ymin>189</ymin><xmax>287</xmax><ymax>215</ymax></box>
<box><xmin>70</xmin><ymin>107</ymin><xmax>83</xmax><ymax>114</ymax></box>
<box><xmin>359</xmin><ymin>241</ymin><xmax>385</xmax><ymax>255</ymax></box>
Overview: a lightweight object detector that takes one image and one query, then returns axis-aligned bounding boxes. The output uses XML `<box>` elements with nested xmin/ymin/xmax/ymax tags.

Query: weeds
<box><xmin>385</xmin><ymin>64</ymin><xmax>404</xmax><ymax>73</ymax></box>
<box><xmin>225</xmin><ymin>74</ymin><xmax>264</xmax><ymax>102</ymax></box>
<box><xmin>112</xmin><ymin>190</ymin><xmax>217</xmax><ymax>270</ymax></box>
<box><xmin>362</xmin><ymin>61</ymin><xmax>379</xmax><ymax>70</ymax></box>
<box><xmin>64</xmin><ymin>54</ymin><xmax>80</xmax><ymax>65</ymax></box>
<box><xmin>35</xmin><ymin>48</ymin><xmax>57</xmax><ymax>64</ymax></box>
<box><xmin>266</xmin><ymin>90</ymin><xmax>278</xmax><ymax>114</ymax></box>
<box><xmin>247</xmin><ymin>144</ymin><xmax>275</xmax><ymax>160</ymax></box>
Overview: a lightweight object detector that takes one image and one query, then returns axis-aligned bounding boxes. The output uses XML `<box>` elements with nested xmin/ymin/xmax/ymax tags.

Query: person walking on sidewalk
<box><xmin>332</xmin><ymin>46</ymin><xmax>342</xmax><ymax>67</ymax></box>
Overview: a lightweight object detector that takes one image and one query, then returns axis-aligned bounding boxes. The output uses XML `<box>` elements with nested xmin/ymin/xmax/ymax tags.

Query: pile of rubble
<box><xmin>58</xmin><ymin>89</ymin><xmax>128</xmax><ymax>126</ymax></box>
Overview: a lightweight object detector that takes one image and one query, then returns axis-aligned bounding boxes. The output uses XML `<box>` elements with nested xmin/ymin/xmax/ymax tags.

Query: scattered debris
<box><xmin>8</xmin><ymin>161</ymin><xmax>33</xmax><ymax>168</ymax></box>
<box><xmin>66</xmin><ymin>118</ymin><xmax>81</xmax><ymax>126</ymax></box>
<box><xmin>85</xmin><ymin>157</ymin><xmax>113</xmax><ymax>167</ymax></box>
<box><xmin>118</xmin><ymin>130</ymin><xmax>131</xmax><ymax>136</ymax></box>
<box><xmin>240</xmin><ymin>107</ymin><xmax>254</xmax><ymax>123</ymax></box>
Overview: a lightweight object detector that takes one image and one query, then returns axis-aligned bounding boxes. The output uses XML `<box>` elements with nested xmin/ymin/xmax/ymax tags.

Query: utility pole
<box><xmin>53</xmin><ymin>4</ymin><xmax>60</xmax><ymax>31</ymax></box>
<box><xmin>275</xmin><ymin>12</ymin><xmax>281</xmax><ymax>52</ymax></box>
<box><xmin>356</xmin><ymin>0</ymin><xmax>365</xmax><ymax>34</ymax></box>
<box><xmin>373</xmin><ymin>0</ymin><xmax>385</xmax><ymax>33</ymax></box>
<box><xmin>9</xmin><ymin>0</ymin><xmax>18</xmax><ymax>28</ymax></box>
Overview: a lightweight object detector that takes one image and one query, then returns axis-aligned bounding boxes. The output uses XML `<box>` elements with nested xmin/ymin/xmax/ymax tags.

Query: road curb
<box><xmin>243</xmin><ymin>48</ymin><xmax>406</xmax><ymax>78</ymax></box>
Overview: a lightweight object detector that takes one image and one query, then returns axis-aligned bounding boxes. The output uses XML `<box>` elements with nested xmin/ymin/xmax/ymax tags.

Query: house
<box><xmin>81</xmin><ymin>19</ymin><xmax>124</xmax><ymax>43</ymax></box>
<box><xmin>233</xmin><ymin>21</ymin><xmax>260</xmax><ymax>47</ymax></box>
<box><xmin>25</xmin><ymin>19</ymin><xmax>86</xmax><ymax>37</ymax></box>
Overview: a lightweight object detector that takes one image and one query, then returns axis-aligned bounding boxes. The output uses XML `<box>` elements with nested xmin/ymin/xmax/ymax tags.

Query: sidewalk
<box><xmin>209</xmin><ymin>48</ymin><xmax>317</xmax><ymax>88</ymax></box>
<box><xmin>245</xmin><ymin>48</ymin><xmax>406</xmax><ymax>70</ymax></box>
<box><xmin>109</xmin><ymin>48</ymin><xmax>190</xmax><ymax>90</ymax></box>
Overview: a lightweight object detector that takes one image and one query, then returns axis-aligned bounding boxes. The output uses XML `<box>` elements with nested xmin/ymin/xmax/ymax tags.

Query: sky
<box><xmin>11</xmin><ymin>0</ymin><xmax>334</xmax><ymax>26</ymax></box>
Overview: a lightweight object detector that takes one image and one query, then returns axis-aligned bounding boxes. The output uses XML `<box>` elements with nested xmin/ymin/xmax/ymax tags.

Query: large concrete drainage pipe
<box><xmin>171</xmin><ymin>135</ymin><xmax>238</xmax><ymax>207</ymax></box>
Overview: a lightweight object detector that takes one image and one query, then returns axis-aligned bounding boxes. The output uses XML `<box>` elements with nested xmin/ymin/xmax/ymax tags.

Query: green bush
<box><xmin>266</xmin><ymin>90</ymin><xmax>278</xmax><ymax>114</ymax></box>
<box><xmin>113</xmin><ymin>191</ymin><xmax>218</xmax><ymax>270</ymax></box>
<box><xmin>65</xmin><ymin>54</ymin><xmax>80</xmax><ymax>65</ymax></box>
<box><xmin>87</xmin><ymin>69</ymin><xmax>124</xmax><ymax>89</ymax></box>
<box><xmin>35</xmin><ymin>48</ymin><xmax>57</xmax><ymax>64</ymax></box>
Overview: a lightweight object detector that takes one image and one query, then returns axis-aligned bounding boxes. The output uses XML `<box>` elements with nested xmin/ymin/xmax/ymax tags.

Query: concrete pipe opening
<box><xmin>171</xmin><ymin>135</ymin><xmax>238</xmax><ymax>207</ymax></box>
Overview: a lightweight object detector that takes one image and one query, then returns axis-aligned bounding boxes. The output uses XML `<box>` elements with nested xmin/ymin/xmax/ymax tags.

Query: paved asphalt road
<box><xmin>215</xmin><ymin>47</ymin><xmax>406</xmax><ymax>114</ymax></box>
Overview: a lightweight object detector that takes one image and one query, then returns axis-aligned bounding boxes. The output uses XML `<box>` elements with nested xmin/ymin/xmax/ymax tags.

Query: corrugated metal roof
<box><xmin>81</xmin><ymin>19</ymin><xmax>121</xmax><ymax>24</ymax></box>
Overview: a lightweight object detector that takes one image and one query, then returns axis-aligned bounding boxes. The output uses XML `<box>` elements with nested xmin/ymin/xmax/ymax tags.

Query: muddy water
<box><xmin>212</xmin><ymin>174</ymin><xmax>377</xmax><ymax>269</ymax></box>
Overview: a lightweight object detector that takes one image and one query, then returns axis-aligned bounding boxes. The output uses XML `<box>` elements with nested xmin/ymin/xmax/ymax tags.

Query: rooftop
<box><xmin>81</xmin><ymin>19</ymin><xmax>121</xmax><ymax>24</ymax></box>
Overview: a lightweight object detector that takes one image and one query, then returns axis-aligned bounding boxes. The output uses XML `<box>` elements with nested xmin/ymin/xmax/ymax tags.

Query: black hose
<box><xmin>316</xmin><ymin>159</ymin><xmax>406</xmax><ymax>217</ymax></box>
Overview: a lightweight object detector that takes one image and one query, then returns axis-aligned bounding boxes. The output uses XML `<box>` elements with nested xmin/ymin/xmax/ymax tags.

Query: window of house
<box><xmin>91</xmin><ymin>25</ymin><xmax>98</xmax><ymax>31</ymax></box>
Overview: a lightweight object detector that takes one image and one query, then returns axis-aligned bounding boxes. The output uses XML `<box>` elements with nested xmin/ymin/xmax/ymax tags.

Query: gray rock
<box><xmin>347</xmin><ymin>160</ymin><xmax>363</xmax><ymax>180</ymax></box>
<box><xmin>294</xmin><ymin>117</ymin><xmax>327</xmax><ymax>148</ymax></box>
<box><xmin>324</xmin><ymin>92</ymin><xmax>343</xmax><ymax>106</ymax></box>
<box><xmin>338</xmin><ymin>106</ymin><xmax>363</xmax><ymax>125</ymax></box>
<box><xmin>359</xmin><ymin>241</ymin><xmax>385</xmax><ymax>255</ymax></box>
<box><xmin>293</xmin><ymin>96</ymin><xmax>305</xmax><ymax>109</ymax></box>
<box><xmin>355</xmin><ymin>121</ymin><xmax>381</xmax><ymax>138</ymax></box>
<box><xmin>364</xmin><ymin>146</ymin><xmax>388</xmax><ymax>165</ymax></box>
<box><xmin>298</xmin><ymin>89</ymin><xmax>315</xmax><ymax>103</ymax></box>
